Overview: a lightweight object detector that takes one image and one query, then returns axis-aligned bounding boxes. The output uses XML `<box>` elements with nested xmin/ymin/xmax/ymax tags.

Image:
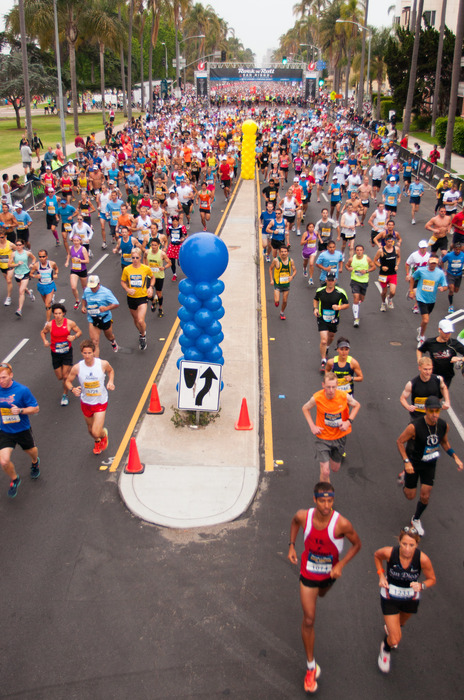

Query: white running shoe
<box><xmin>378</xmin><ymin>641</ymin><xmax>391</xmax><ymax>673</ymax></box>
<box><xmin>4</xmin><ymin>297</ymin><xmax>11</xmax><ymax>306</ymax></box>
<box><xmin>387</xmin><ymin>295</ymin><xmax>394</xmax><ymax>309</ymax></box>
<box><xmin>411</xmin><ymin>518</ymin><xmax>424</xmax><ymax>536</ymax></box>
<box><xmin>380</xmin><ymin>302</ymin><xmax>386</xmax><ymax>312</ymax></box>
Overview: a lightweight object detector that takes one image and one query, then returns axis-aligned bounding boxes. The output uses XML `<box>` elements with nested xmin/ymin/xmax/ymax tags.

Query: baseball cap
<box><xmin>46</xmin><ymin>166</ymin><xmax>51</xmax><ymax>170</ymax></box>
<box><xmin>88</xmin><ymin>275</ymin><xmax>100</xmax><ymax>288</ymax></box>
<box><xmin>418</xmin><ymin>239</ymin><xmax>428</xmax><ymax>248</ymax></box>
<box><xmin>326</xmin><ymin>271</ymin><xmax>337</xmax><ymax>280</ymax></box>
<box><xmin>389</xmin><ymin>176</ymin><xmax>396</xmax><ymax>182</ymax></box>
<box><xmin>60</xmin><ymin>199</ymin><xmax>67</xmax><ymax>205</ymax></box>
<box><xmin>14</xmin><ymin>202</ymin><xmax>23</xmax><ymax>209</ymax></box>
<box><xmin>425</xmin><ymin>396</ymin><xmax>441</xmax><ymax>409</ymax></box>
<box><xmin>293</xmin><ymin>176</ymin><xmax>299</xmax><ymax>182</ymax></box>
<box><xmin>332</xmin><ymin>175</ymin><xmax>338</xmax><ymax>179</ymax></box>
<box><xmin>438</xmin><ymin>319</ymin><xmax>454</xmax><ymax>333</ymax></box>
<box><xmin>336</xmin><ymin>339</ymin><xmax>350</xmax><ymax>349</ymax></box>
<box><xmin>48</xmin><ymin>187</ymin><xmax>54</xmax><ymax>193</ymax></box>
<box><xmin>300</xmin><ymin>173</ymin><xmax>307</xmax><ymax>178</ymax></box>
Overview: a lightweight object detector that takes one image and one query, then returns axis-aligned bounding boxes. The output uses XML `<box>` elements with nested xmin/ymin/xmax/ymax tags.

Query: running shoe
<box><xmin>280</xmin><ymin>312</ymin><xmax>286</xmax><ymax>320</ymax></box>
<box><xmin>74</xmin><ymin>300</ymin><xmax>80</xmax><ymax>310</ymax></box>
<box><xmin>411</xmin><ymin>517</ymin><xmax>424</xmax><ymax>536</ymax></box>
<box><xmin>266</xmin><ymin>255</ymin><xmax>271</xmax><ymax>262</ymax></box>
<box><xmin>397</xmin><ymin>470</ymin><xmax>405</xmax><ymax>486</ymax></box>
<box><xmin>102</xmin><ymin>242</ymin><xmax>108</xmax><ymax>250</ymax></box>
<box><xmin>291</xmin><ymin>225</ymin><xmax>296</xmax><ymax>232</ymax></box>
<box><xmin>60</xmin><ymin>394</ymin><xmax>69</xmax><ymax>406</ymax></box>
<box><xmin>28</xmin><ymin>290</ymin><xmax>35</xmax><ymax>302</ymax></box>
<box><xmin>139</xmin><ymin>335</ymin><xmax>147</xmax><ymax>351</ymax></box>
<box><xmin>304</xmin><ymin>664</ymin><xmax>321</xmax><ymax>693</ymax></box>
<box><xmin>412</xmin><ymin>304</ymin><xmax>419</xmax><ymax>314</ymax></box>
<box><xmin>8</xmin><ymin>477</ymin><xmax>21</xmax><ymax>498</ymax></box>
<box><xmin>30</xmin><ymin>459</ymin><xmax>40</xmax><ymax>479</ymax></box>
<box><xmin>320</xmin><ymin>358</ymin><xmax>327</xmax><ymax>371</ymax></box>
<box><xmin>353</xmin><ymin>318</ymin><xmax>360</xmax><ymax>327</ymax></box>
<box><xmin>172</xmin><ymin>274</ymin><xmax>177</xmax><ymax>282</ymax></box>
<box><xmin>387</xmin><ymin>296</ymin><xmax>394</xmax><ymax>309</ymax></box>
<box><xmin>297</xmin><ymin>229</ymin><xmax>301</xmax><ymax>236</ymax></box>
<box><xmin>158</xmin><ymin>308</ymin><xmax>164</xmax><ymax>318</ymax></box>
<box><xmin>4</xmin><ymin>297</ymin><xmax>11</xmax><ymax>306</ymax></box>
<box><xmin>89</xmin><ymin>249</ymin><xmax>94</xmax><ymax>258</ymax></box>
<box><xmin>93</xmin><ymin>439</ymin><xmax>103</xmax><ymax>455</ymax></box>
<box><xmin>378</xmin><ymin>641</ymin><xmax>391</xmax><ymax>673</ymax></box>
<box><xmin>111</xmin><ymin>340</ymin><xmax>119</xmax><ymax>352</ymax></box>
<box><xmin>308</xmin><ymin>277</ymin><xmax>313</xmax><ymax>286</ymax></box>
<box><xmin>55</xmin><ymin>240</ymin><xmax>60</xmax><ymax>246</ymax></box>
<box><xmin>380</xmin><ymin>302</ymin><xmax>386</xmax><ymax>312</ymax></box>
<box><xmin>303</xmin><ymin>269</ymin><xmax>308</xmax><ymax>277</ymax></box>
<box><xmin>448</xmin><ymin>305</ymin><xmax>454</xmax><ymax>313</ymax></box>
<box><xmin>15</xmin><ymin>309</ymin><xmax>22</xmax><ymax>317</ymax></box>
<box><xmin>274</xmin><ymin>301</ymin><xmax>279</xmax><ymax>307</ymax></box>
<box><xmin>99</xmin><ymin>428</ymin><xmax>109</xmax><ymax>453</ymax></box>
<box><xmin>411</xmin><ymin>219</ymin><xmax>416</xmax><ymax>225</ymax></box>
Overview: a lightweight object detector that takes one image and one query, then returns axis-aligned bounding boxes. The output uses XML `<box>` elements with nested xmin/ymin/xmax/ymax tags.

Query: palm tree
<box><xmin>402</xmin><ymin>0</ymin><xmax>424</xmax><ymax>137</ymax></box>
<box><xmin>18</xmin><ymin>0</ymin><xmax>33</xmax><ymax>142</ymax></box>
<box><xmin>127</xmin><ymin>0</ymin><xmax>135</xmax><ymax>120</ymax></box>
<box><xmin>444</xmin><ymin>0</ymin><xmax>464</xmax><ymax>170</ymax></box>
<box><xmin>85</xmin><ymin>0</ymin><xmax>123</xmax><ymax>124</ymax></box>
<box><xmin>430</xmin><ymin>0</ymin><xmax>447</xmax><ymax>136</ymax></box>
<box><xmin>134</xmin><ymin>1</ymin><xmax>147</xmax><ymax>110</ymax></box>
<box><xmin>368</xmin><ymin>27</ymin><xmax>390</xmax><ymax>120</ymax></box>
<box><xmin>319</xmin><ymin>0</ymin><xmax>345</xmax><ymax>93</ymax></box>
<box><xmin>338</xmin><ymin>0</ymin><xmax>364</xmax><ymax>105</ymax></box>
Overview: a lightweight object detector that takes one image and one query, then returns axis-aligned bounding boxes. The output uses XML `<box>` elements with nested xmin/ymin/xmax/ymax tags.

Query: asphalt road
<box><xmin>1</xmin><ymin>169</ymin><xmax>464</xmax><ymax>699</ymax></box>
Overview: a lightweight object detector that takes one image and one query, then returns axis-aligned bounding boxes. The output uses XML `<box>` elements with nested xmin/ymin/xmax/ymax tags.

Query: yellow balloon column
<box><xmin>241</xmin><ymin>120</ymin><xmax>258</xmax><ymax>180</ymax></box>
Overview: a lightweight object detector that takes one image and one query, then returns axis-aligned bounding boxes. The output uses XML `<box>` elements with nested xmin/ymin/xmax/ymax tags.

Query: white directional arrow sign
<box><xmin>178</xmin><ymin>360</ymin><xmax>223</xmax><ymax>412</ymax></box>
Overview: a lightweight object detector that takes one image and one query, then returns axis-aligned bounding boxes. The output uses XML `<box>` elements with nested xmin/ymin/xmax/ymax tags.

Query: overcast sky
<box><xmin>0</xmin><ymin>0</ymin><xmax>393</xmax><ymax>65</ymax></box>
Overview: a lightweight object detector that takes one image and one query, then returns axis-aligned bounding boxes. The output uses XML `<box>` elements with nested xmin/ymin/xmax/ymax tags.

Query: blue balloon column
<box><xmin>177</xmin><ymin>232</ymin><xmax>229</xmax><ymax>369</ymax></box>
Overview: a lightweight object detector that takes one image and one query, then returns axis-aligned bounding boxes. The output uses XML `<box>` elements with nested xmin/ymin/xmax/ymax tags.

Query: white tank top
<box><xmin>77</xmin><ymin>358</ymin><xmax>108</xmax><ymax>405</ymax></box>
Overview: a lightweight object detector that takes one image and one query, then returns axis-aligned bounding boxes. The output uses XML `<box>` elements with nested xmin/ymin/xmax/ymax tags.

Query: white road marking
<box><xmin>322</xmin><ymin>193</ymin><xmax>328</xmax><ymax>202</ymax></box>
<box><xmin>2</xmin><ymin>338</ymin><xmax>29</xmax><ymax>363</ymax></box>
<box><xmin>448</xmin><ymin>406</ymin><xmax>464</xmax><ymax>445</ymax></box>
<box><xmin>446</xmin><ymin>309</ymin><xmax>464</xmax><ymax>325</ymax></box>
<box><xmin>88</xmin><ymin>254</ymin><xmax>109</xmax><ymax>274</ymax></box>
<box><xmin>375</xmin><ymin>281</ymin><xmax>382</xmax><ymax>294</ymax></box>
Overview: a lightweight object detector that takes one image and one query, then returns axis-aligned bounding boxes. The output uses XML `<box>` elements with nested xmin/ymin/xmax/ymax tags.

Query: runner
<box><xmin>166</xmin><ymin>215</ymin><xmax>187</xmax><ymax>282</ymax></box>
<box><xmin>42</xmin><ymin>188</ymin><xmax>60</xmax><ymax>246</ymax></box>
<box><xmin>65</xmin><ymin>234</ymin><xmax>89</xmax><ymax>310</ymax></box>
<box><xmin>65</xmin><ymin>339</ymin><xmax>115</xmax><ymax>454</ymax></box>
<box><xmin>409</xmin><ymin>174</ymin><xmax>424</xmax><ymax>224</ymax></box>
<box><xmin>144</xmin><ymin>237</ymin><xmax>170</xmax><ymax>318</ymax></box>
<box><xmin>266</xmin><ymin>207</ymin><xmax>289</xmax><ymax>258</ymax></box>
<box><xmin>405</xmin><ymin>240</ymin><xmax>430</xmax><ymax>314</ymax></box>
<box><xmin>269</xmin><ymin>244</ymin><xmax>296</xmax><ymax>320</ymax></box>
<box><xmin>313</xmin><ymin>271</ymin><xmax>349</xmax><ymax>369</ymax></box>
<box><xmin>0</xmin><ymin>362</ymin><xmax>40</xmax><ymax>498</ymax></box>
<box><xmin>399</xmin><ymin>357</ymin><xmax>449</xmax><ymax>422</ymax></box>
<box><xmin>382</xmin><ymin>176</ymin><xmax>402</xmax><ymax>220</ymax></box>
<box><xmin>40</xmin><ymin>303</ymin><xmax>82</xmax><ymax>405</ymax></box>
<box><xmin>417</xmin><ymin>319</ymin><xmax>464</xmax><ymax>388</ymax></box>
<box><xmin>0</xmin><ymin>231</ymin><xmax>16</xmax><ymax>306</ymax></box>
<box><xmin>374</xmin><ymin>235</ymin><xmax>401</xmax><ymax>312</ymax></box>
<box><xmin>367</xmin><ymin>201</ymin><xmax>388</xmax><ymax>247</ymax></box>
<box><xmin>288</xmin><ymin>483</ymin><xmax>361</xmax><ymax>693</ymax></box>
<box><xmin>302</xmin><ymin>372</ymin><xmax>360</xmax><ymax>480</ymax></box>
<box><xmin>300</xmin><ymin>222</ymin><xmax>318</xmax><ymax>284</ymax></box>
<box><xmin>29</xmin><ymin>249</ymin><xmax>59</xmax><ymax>321</ymax></box>
<box><xmin>345</xmin><ymin>244</ymin><xmax>376</xmax><ymax>327</ymax></box>
<box><xmin>441</xmin><ymin>240</ymin><xmax>464</xmax><ymax>312</ymax></box>
<box><xmin>196</xmin><ymin>181</ymin><xmax>213</xmax><ymax>232</ymax></box>
<box><xmin>315</xmin><ymin>209</ymin><xmax>339</xmax><ymax>252</ymax></box>
<box><xmin>81</xmin><ymin>275</ymin><xmax>120</xmax><ymax>355</ymax></box>
<box><xmin>374</xmin><ymin>527</ymin><xmax>436</xmax><ymax>674</ymax></box>
<box><xmin>120</xmin><ymin>248</ymin><xmax>155</xmax><ymax>350</ymax></box>
<box><xmin>339</xmin><ymin>201</ymin><xmax>360</xmax><ymax>259</ymax></box>
<box><xmin>8</xmin><ymin>240</ymin><xmax>36</xmax><ymax>318</ymax></box>
<box><xmin>425</xmin><ymin>207</ymin><xmax>452</xmax><ymax>259</ymax></box>
<box><xmin>410</xmin><ymin>255</ymin><xmax>447</xmax><ymax>345</ymax></box>
<box><xmin>325</xmin><ymin>337</ymin><xmax>363</xmax><ymax>395</ymax></box>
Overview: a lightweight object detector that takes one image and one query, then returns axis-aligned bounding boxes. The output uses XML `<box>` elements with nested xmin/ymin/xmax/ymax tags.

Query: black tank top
<box><xmin>386</xmin><ymin>545</ymin><xmax>421</xmax><ymax>596</ymax></box>
<box><xmin>410</xmin><ymin>374</ymin><xmax>442</xmax><ymax>417</ymax></box>
<box><xmin>380</xmin><ymin>248</ymin><xmax>397</xmax><ymax>275</ymax></box>
<box><xmin>406</xmin><ymin>416</ymin><xmax>447</xmax><ymax>464</ymax></box>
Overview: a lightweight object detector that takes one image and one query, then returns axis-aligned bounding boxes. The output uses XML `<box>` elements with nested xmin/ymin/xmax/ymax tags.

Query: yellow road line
<box><xmin>108</xmin><ymin>176</ymin><xmax>241</xmax><ymax>473</ymax></box>
<box><xmin>256</xmin><ymin>169</ymin><xmax>274</xmax><ymax>472</ymax></box>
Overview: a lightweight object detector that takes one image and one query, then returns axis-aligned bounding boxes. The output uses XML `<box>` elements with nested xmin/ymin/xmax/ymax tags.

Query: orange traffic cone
<box><xmin>124</xmin><ymin>437</ymin><xmax>145</xmax><ymax>474</ymax></box>
<box><xmin>235</xmin><ymin>398</ymin><xmax>253</xmax><ymax>431</ymax></box>
<box><xmin>147</xmin><ymin>383</ymin><xmax>165</xmax><ymax>414</ymax></box>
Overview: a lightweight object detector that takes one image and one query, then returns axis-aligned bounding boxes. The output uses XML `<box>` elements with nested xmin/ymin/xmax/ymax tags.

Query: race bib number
<box><xmin>422</xmin><ymin>444</ymin><xmax>440</xmax><ymax>462</ymax></box>
<box><xmin>388</xmin><ymin>584</ymin><xmax>417</xmax><ymax>599</ymax></box>
<box><xmin>111</xmin><ymin>211</ymin><xmax>120</xmax><ymax>221</ymax></box>
<box><xmin>48</xmin><ymin>206</ymin><xmax>55</xmax><ymax>214</ymax></box>
<box><xmin>422</xmin><ymin>279</ymin><xmax>435</xmax><ymax>293</ymax></box>
<box><xmin>413</xmin><ymin>397</ymin><xmax>426</xmax><ymax>412</ymax></box>
<box><xmin>279</xmin><ymin>275</ymin><xmax>290</xmax><ymax>284</ymax></box>
<box><xmin>387</xmin><ymin>196</ymin><xmax>395</xmax><ymax>205</ymax></box>
<box><xmin>83</xmin><ymin>380</ymin><xmax>101</xmax><ymax>396</ymax></box>
<box><xmin>54</xmin><ymin>341</ymin><xmax>69</xmax><ymax>354</ymax></box>
<box><xmin>378</xmin><ymin>275</ymin><xmax>387</xmax><ymax>283</ymax></box>
<box><xmin>322</xmin><ymin>309</ymin><xmax>336</xmax><ymax>322</ymax></box>
<box><xmin>306</xmin><ymin>552</ymin><xmax>333</xmax><ymax>575</ymax></box>
<box><xmin>71</xmin><ymin>257</ymin><xmax>82</xmax><ymax>270</ymax></box>
<box><xmin>324</xmin><ymin>411</ymin><xmax>342</xmax><ymax>427</ymax></box>
<box><xmin>87</xmin><ymin>304</ymin><xmax>100</xmax><ymax>317</ymax></box>
<box><xmin>64</xmin><ymin>223</ymin><xmax>72</xmax><ymax>232</ymax></box>
<box><xmin>130</xmin><ymin>274</ymin><xmax>143</xmax><ymax>288</ymax></box>
<box><xmin>1</xmin><ymin>407</ymin><xmax>20</xmax><ymax>424</ymax></box>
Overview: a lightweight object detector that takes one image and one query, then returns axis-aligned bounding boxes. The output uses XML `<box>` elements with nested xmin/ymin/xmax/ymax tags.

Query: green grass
<box><xmin>0</xmin><ymin>111</ymin><xmax>141</xmax><ymax>172</ymax></box>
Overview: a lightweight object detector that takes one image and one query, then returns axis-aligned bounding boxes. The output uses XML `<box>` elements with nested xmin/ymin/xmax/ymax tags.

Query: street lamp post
<box><xmin>53</xmin><ymin>0</ymin><xmax>66</xmax><ymax>157</ymax></box>
<box><xmin>161</xmin><ymin>42</ymin><xmax>168</xmax><ymax>80</ymax></box>
<box><xmin>181</xmin><ymin>35</ymin><xmax>205</xmax><ymax>89</ymax></box>
<box><xmin>335</xmin><ymin>19</ymin><xmax>372</xmax><ymax>116</ymax></box>
<box><xmin>299</xmin><ymin>43</ymin><xmax>320</xmax><ymax>62</ymax></box>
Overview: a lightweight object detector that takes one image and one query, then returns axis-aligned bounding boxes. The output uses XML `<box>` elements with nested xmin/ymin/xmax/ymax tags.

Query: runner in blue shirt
<box><xmin>57</xmin><ymin>199</ymin><xmax>76</xmax><ymax>252</ymax></box>
<box><xmin>409</xmin><ymin>175</ymin><xmax>424</xmax><ymax>224</ymax></box>
<box><xmin>442</xmin><ymin>241</ymin><xmax>464</xmax><ymax>312</ymax></box>
<box><xmin>328</xmin><ymin>175</ymin><xmax>342</xmax><ymax>220</ymax></box>
<box><xmin>382</xmin><ymin>177</ymin><xmax>402</xmax><ymax>219</ymax></box>
<box><xmin>260</xmin><ymin>201</ymin><xmax>276</xmax><ymax>262</ymax></box>
<box><xmin>0</xmin><ymin>363</ymin><xmax>40</xmax><ymax>498</ymax></box>
<box><xmin>12</xmin><ymin>203</ymin><xmax>32</xmax><ymax>247</ymax></box>
<box><xmin>316</xmin><ymin>240</ymin><xmax>344</xmax><ymax>282</ymax></box>
<box><xmin>82</xmin><ymin>275</ymin><xmax>120</xmax><ymax>355</ymax></box>
<box><xmin>411</xmin><ymin>256</ymin><xmax>447</xmax><ymax>344</ymax></box>
<box><xmin>106</xmin><ymin>192</ymin><xmax>124</xmax><ymax>242</ymax></box>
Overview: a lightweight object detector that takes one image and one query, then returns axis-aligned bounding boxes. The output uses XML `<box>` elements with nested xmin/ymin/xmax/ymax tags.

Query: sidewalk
<box><xmin>405</xmin><ymin>136</ymin><xmax>464</xmax><ymax>177</ymax></box>
<box><xmin>119</xmin><ymin>179</ymin><xmax>261</xmax><ymax>528</ymax></box>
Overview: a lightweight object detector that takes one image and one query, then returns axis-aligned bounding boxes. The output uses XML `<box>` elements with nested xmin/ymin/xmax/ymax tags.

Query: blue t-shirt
<box><xmin>57</xmin><ymin>204</ymin><xmax>76</xmax><ymax>225</ymax></box>
<box><xmin>108</xmin><ymin>168</ymin><xmax>120</xmax><ymax>182</ymax></box>
<box><xmin>14</xmin><ymin>211</ymin><xmax>32</xmax><ymax>230</ymax></box>
<box><xmin>270</xmin><ymin>219</ymin><xmax>286</xmax><ymax>242</ymax></box>
<box><xmin>316</xmin><ymin>250</ymin><xmax>343</xmax><ymax>281</ymax></box>
<box><xmin>106</xmin><ymin>198</ymin><xmax>123</xmax><ymax>226</ymax></box>
<box><xmin>413</xmin><ymin>266</ymin><xmax>447</xmax><ymax>303</ymax></box>
<box><xmin>329</xmin><ymin>183</ymin><xmax>342</xmax><ymax>202</ymax></box>
<box><xmin>260</xmin><ymin>210</ymin><xmax>276</xmax><ymax>235</ymax></box>
<box><xmin>127</xmin><ymin>173</ymin><xmax>142</xmax><ymax>188</ymax></box>
<box><xmin>83</xmin><ymin>284</ymin><xmax>119</xmax><ymax>322</ymax></box>
<box><xmin>0</xmin><ymin>380</ymin><xmax>38</xmax><ymax>433</ymax></box>
<box><xmin>383</xmin><ymin>184</ymin><xmax>401</xmax><ymax>206</ymax></box>
<box><xmin>409</xmin><ymin>181</ymin><xmax>424</xmax><ymax>197</ymax></box>
<box><xmin>442</xmin><ymin>250</ymin><xmax>464</xmax><ymax>277</ymax></box>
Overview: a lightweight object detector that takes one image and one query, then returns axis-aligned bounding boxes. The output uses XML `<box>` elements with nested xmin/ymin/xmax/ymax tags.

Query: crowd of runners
<box><xmin>0</xmin><ymin>94</ymin><xmax>463</xmax><ymax>694</ymax></box>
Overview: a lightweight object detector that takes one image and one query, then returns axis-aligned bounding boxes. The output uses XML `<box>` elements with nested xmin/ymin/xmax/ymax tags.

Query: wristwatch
<box><xmin>403</xmin><ymin>458</ymin><xmax>410</xmax><ymax>463</ymax></box>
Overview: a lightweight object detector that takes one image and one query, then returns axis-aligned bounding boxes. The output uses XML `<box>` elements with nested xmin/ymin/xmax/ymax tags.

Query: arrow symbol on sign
<box><xmin>195</xmin><ymin>367</ymin><xmax>218</xmax><ymax>406</ymax></box>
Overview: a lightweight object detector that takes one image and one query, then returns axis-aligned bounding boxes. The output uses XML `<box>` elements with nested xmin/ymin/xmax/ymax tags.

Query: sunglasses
<box><xmin>401</xmin><ymin>526</ymin><xmax>418</xmax><ymax>536</ymax></box>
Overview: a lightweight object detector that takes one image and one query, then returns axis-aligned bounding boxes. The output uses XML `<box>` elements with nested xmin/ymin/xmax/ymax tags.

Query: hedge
<box><xmin>434</xmin><ymin>117</ymin><xmax>464</xmax><ymax>155</ymax></box>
